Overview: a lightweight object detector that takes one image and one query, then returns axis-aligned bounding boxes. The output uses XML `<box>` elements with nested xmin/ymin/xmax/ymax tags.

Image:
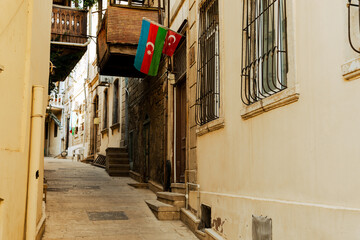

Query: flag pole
<box><xmin>142</xmin><ymin>17</ymin><xmax>185</xmax><ymax>37</ymax></box>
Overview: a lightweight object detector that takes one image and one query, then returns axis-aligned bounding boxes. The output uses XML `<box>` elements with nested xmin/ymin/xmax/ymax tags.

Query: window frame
<box><xmin>241</xmin><ymin>0</ymin><xmax>288</xmax><ymax>106</ymax></box>
<box><xmin>240</xmin><ymin>0</ymin><xmax>299</xmax><ymax>120</ymax></box>
<box><xmin>195</xmin><ymin>0</ymin><xmax>221</xmax><ymax>126</ymax></box>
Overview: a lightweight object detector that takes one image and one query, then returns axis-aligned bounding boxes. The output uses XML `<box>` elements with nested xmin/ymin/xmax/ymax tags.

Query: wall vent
<box><xmin>252</xmin><ymin>215</ymin><xmax>272</xmax><ymax>240</ymax></box>
<box><xmin>198</xmin><ymin>204</ymin><xmax>212</xmax><ymax>230</ymax></box>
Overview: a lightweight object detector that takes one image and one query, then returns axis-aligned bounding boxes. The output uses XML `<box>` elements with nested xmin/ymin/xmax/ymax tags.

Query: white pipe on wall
<box><xmin>173</xmin><ymin>87</ymin><xmax>177</xmax><ymax>183</ymax></box>
<box><xmin>26</xmin><ymin>85</ymin><xmax>45</xmax><ymax>240</ymax></box>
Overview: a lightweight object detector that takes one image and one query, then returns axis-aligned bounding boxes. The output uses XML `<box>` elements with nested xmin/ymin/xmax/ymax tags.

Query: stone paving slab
<box><xmin>43</xmin><ymin>158</ymin><xmax>198</xmax><ymax>240</ymax></box>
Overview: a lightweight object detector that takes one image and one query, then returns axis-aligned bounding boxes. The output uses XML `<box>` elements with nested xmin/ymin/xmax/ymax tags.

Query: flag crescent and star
<box><xmin>134</xmin><ymin>19</ymin><xmax>183</xmax><ymax>76</ymax></box>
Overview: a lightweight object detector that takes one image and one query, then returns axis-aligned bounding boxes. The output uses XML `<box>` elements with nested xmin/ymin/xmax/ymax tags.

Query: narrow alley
<box><xmin>42</xmin><ymin>158</ymin><xmax>198</xmax><ymax>240</ymax></box>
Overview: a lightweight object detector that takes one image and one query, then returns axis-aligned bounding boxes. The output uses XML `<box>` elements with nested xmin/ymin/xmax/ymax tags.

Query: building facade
<box><xmin>0</xmin><ymin>0</ymin><xmax>52</xmax><ymax>239</ymax></box>
<box><xmin>126</xmin><ymin>0</ymin><xmax>360</xmax><ymax>239</ymax></box>
<box><xmin>188</xmin><ymin>0</ymin><xmax>360</xmax><ymax>239</ymax></box>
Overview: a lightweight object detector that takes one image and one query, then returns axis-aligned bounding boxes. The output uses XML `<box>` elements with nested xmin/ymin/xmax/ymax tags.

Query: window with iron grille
<box><xmin>195</xmin><ymin>0</ymin><xmax>220</xmax><ymax>126</ymax></box>
<box><xmin>347</xmin><ymin>0</ymin><xmax>360</xmax><ymax>53</ymax></box>
<box><xmin>241</xmin><ymin>0</ymin><xmax>288</xmax><ymax>105</ymax></box>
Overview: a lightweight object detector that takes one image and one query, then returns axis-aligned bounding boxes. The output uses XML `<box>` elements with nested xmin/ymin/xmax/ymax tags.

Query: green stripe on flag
<box><xmin>148</xmin><ymin>27</ymin><xmax>167</xmax><ymax>76</ymax></box>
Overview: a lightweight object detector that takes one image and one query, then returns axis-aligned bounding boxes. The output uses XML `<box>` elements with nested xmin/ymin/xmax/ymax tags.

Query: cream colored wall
<box><xmin>194</xmin><ymin>0</ymin><xmax>360</xmax><ymax>239</ymax></box>
<box><xmin>0</xmin><ymin>0</ymin><xmax>51</xmax><ymax>239</ymax></box>
<box><xmin>48</xmin><ymin>114</ymin><xmax>62</xmax><ymax>156</ymax></box>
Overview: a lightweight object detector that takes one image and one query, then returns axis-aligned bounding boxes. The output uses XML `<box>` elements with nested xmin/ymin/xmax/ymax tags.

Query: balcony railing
<box><xmin>49</xmin><ymin>94</ymin><xmax>64</xmax><ymax>108</ymax></box>
<box><xmin>51</xmin><ymin>5</ymin><xmax>87</xmax><ymax>44</ymax></box>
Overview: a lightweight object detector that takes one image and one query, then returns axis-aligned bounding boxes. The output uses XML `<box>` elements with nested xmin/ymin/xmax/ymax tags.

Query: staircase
<box><xmin>105</xmin><ymin>147</ymin><xmax>129</xmax><ymax>177</ymax></box>
<box><xmin>145</xmin><ymin>191</ymin><xmax>185</xmax><ymax>220</ymax></box>
<box><xmin>171</xmin><ymin>183</ymin><xmax>186</xmax><ymax>194</ymax></box>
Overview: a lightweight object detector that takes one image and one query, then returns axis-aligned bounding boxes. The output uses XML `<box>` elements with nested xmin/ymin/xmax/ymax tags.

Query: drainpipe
<box><xmin>26</xmin><ymin>85</ymin><xmax>45</xmax><ymax>240</ymax></box>
<box><xmin>83</xmin><ymin>8</ymin><xmax>92</xmax><ymax>158</ymax></box>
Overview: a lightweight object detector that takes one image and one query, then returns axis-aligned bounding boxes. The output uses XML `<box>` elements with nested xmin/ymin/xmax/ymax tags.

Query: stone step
<box><xmin>108</xmin><ymin>169</ymin><xmax>129</xmax><ymax>177</ymax></box>
<box><xmin>156</xmin><ymin>192</ymin><xmax>185</xmax><ymax>208</ymax></box>
<box><xmin>106</xmin><ymin>148</ymin><xmax>128</xmax><ymax>155</ymax></box>
<box><xmin>107</xmin><ymin>152</ymin><xmax>128</xmax><ymax>158</ymax></box>
<box><xmin>204</xmin><ymin>229</ymin><xmax>225</xmax><ymax>240</ymax></box>
<box><xmin>108</xmin><ymin>163</ymin><xmax>130</xmax><ymax>170</ymax></box>
<box><xmin>145</xmin><ymin>199</ymin><xmax>180</xmax><ymax>220</ymax></box>
<box><xmin>180</xmin><ymin>208</ymin><xmax>200</xmax><ymax>233</ymax></box>
<box><xmin>107</xmin><ymin>157</ymin><xmax>129</xmax><ymax>164</ymax></box>
<box><xmin>195</xmin><ymin>230</ymin><xmax>207</xmax><ymax>240</ymax></box>
<box><xmin>171</xmin><ymin>183</ymin><xmax>186</xmax><ymax>194</ymax></box>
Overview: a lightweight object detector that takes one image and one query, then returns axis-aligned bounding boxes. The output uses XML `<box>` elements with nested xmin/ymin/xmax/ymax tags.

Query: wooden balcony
<box><xmin>50</xmin><ymin>4</ymin><xmax>88</xmax><ymax>82</ymax></box>
<box><xmin>97</xmin><ymin>4</ymin><xmax>160</xmax><ymax>77</ymax></box>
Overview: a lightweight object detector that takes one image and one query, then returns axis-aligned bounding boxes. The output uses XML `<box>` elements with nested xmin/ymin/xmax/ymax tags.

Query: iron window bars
<box><xmin>241</xmin><ymin>0</ymin><xmax>288</xmax><ymax>105</ymax></box>
<box><xmin>195</xmin><ymin>0</ymin><xmax>220</xmax><ymax>126</ymax></box>
<box><xmin>348</xmin><ymin>0</ymin><xmax>360</xmax><ymax>53</ymax></box>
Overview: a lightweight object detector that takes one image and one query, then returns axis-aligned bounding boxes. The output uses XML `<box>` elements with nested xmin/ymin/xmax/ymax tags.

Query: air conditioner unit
<box><xmin>99</xmin><ymin>75</ymin><xmax>112</xmax><ymax>86</ymax></box>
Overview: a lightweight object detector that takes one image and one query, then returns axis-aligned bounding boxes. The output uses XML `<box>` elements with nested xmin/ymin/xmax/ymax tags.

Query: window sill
<box><xmin>241</xmin><ymin>86</ymin><xmax>300</xmax><ymax>120</ymax></box>
<box><xmin>110</xmin><ymin>122</ymin><xmax>120</xmax><ymax>131</ymax></box>
<box><xmin>196</xmin><ymin>117</ymin><xmax>225</xmax><ymax>136</ymax></box>
<box><xmin>101</xmin><ymin>128</ymin><xmax>109</xmax><ymax>135</ymax></box>
<box><xmin>342</xmin><ymin>57</ymin><xmax>360</xmax><ymax>81</ymax></box>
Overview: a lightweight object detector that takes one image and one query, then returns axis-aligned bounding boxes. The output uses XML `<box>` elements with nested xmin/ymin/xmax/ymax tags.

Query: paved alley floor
<box><xmin>43</xmin><ymin>157</ymin><xmax>198</xmax><ymax>240</ymax></box>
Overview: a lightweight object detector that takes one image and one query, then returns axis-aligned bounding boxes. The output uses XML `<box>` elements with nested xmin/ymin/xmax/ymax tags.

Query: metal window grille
<box><xmin>347</xmin><ymin>0</ymin><xmax>360</xmax><ymax>53</ymax></box>
<box><xmin>241</xmin><ymin>0</ymin><xmax>288</xmax><ymax>105</ymax></box>
<box><xmin>195</xmin><ymin>0</ymin><xmax>220</xmax><ymax>126</ymax></box>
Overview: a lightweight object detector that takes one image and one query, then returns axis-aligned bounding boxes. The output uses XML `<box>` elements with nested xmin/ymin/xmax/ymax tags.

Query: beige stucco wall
<box><xmin>48</xmin><ymin>113</ymin><xmax>62</xmax><ymax>156</ymax></box>
<box><xmin>192</xmin><ymin>0</ymin><xmax>360</xmax><ymax>239</ymax></box>
<box><xmin>0</xmin><ymin>0</ymin><xmax>51</xmax><ymax>239</ymax></box>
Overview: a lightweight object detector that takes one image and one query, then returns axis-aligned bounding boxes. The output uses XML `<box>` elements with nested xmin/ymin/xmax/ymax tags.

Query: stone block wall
<box><xmin>127</xmin><ymin>66</ymin><xmax>167</xmax><ymax>185</ymax></box>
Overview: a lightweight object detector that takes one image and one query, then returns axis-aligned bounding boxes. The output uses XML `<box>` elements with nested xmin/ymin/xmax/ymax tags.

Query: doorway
<box><xmin>92</xmin><ymin>95</ymin><xmax>100</xmax><ymax>155</ymax></box>
<box><xmin>175</xmin><ymin>79</ymin><xmax>186</xmax><ymax>183</ymax></box>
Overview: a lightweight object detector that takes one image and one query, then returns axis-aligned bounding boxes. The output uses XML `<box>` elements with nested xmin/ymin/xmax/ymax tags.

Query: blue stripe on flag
<box><xmin>134</xmin><ymin>19</ymin><xmax>150</xmax><ymax>71</ymax></box>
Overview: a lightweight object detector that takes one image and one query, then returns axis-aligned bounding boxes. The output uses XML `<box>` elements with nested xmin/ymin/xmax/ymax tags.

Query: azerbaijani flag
<box><xmin>162</xmin><ymin>30</ymin><xmax>182</xmax><ymax>57</ymax></box>
<box><xmin>134</xmin><ymin>19</ymin><xmax>168</xmax><ymax>76</ymax></box>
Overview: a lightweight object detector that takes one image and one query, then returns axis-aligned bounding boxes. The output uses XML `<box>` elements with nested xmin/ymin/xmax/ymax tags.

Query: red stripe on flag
<box><xmin>140</xmin><ymin>23</ymin><xmax>159</xmax><ymax>74</ymax></box>
<box><xmin>162</xmin><ymin>30</ymin><xmax>182</xmax><ymax>57</ymax></box>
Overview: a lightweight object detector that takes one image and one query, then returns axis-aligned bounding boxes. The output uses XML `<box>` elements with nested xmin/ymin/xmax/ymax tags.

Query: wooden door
<box><xmin>176</xmin><ymin>80</ymin><xmax>187</xmax><ymax>183</ymax></box>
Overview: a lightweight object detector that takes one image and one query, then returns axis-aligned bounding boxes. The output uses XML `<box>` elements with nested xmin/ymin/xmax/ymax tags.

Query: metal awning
<box><xmin>49</xmin><ymin>111</ymin><xmax>62</xmax><ymax>128</ymax></box>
